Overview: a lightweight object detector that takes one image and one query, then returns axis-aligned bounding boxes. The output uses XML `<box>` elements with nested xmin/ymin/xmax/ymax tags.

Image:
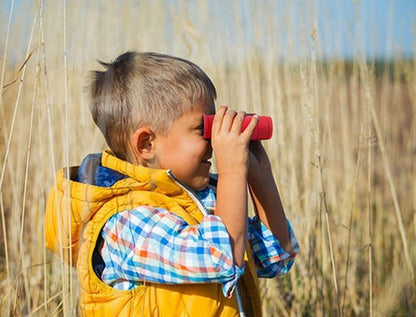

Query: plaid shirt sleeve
<box><xmin>100</xmin><ymin>207</ymin><xmax>244</xmax><ymax>297</ymax></box>
<box><xmin>200</xmin><ymin>184</ymin><xmax>299</xmax><ymax>277</ymax></box>
<box><xmin>248</xmin><ymin>216</ymin><xmax>299</xmax><ymax>277</ymax></box>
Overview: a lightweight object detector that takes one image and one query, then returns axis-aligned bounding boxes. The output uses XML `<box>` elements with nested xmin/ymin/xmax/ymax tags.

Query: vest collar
<box><xmin>101</xmin><ymin>150</ymin><xmax>184</xmax><ymax>196</ymax></box>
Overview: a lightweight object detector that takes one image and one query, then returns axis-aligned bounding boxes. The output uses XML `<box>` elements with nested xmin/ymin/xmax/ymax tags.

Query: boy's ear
<box><xmin>130</xmin><ymin>127</ymin><xmax>156</xmax><ymax>164</ymax></box>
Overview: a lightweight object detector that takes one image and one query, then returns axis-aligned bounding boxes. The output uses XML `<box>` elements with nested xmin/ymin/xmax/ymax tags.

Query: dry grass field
<box><xmin>1</xmin><ymin>1</ymin><xmax>415</xmax><ymax>316</ymax></box>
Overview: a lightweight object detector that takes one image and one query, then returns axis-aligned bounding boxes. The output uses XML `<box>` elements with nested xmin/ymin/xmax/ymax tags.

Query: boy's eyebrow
<box><xmin>193</xmin><ymin>117</ymin><xmax>204</xmax><ymax>129</ymax></box>
<box><xmin>191</xmin><ymin>113</ymin><xmax>204</xmax><ymax>123</ymax></box>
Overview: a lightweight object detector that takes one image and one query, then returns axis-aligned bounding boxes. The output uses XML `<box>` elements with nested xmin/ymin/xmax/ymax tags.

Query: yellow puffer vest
<box><xmin>45</xmin><ymin>150</ymin><xmax>262</xmax><ymax>316</ymax></box>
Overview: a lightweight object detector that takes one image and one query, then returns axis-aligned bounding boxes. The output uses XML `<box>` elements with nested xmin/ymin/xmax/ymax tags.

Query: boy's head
<box><xmin>88</xmin><ymin>51</ymin><xmax>217</xmax><ymax>162</ymax></box>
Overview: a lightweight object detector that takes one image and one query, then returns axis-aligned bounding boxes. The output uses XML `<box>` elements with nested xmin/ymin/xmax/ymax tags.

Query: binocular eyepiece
<box><xmin>203</xmin><ymin>114</ymin><xmax>273</xmax><ymax>140</ymax></box>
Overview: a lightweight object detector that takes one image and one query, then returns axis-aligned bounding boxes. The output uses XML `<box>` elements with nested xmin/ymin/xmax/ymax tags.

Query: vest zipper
<box><xmin>166</xmin><ymin>170</ymin><xmax>246</xmax><ymax>316</ymax></box>
<box><xmin>166</xmin><ymin>170</ymin><xmax>210</xmax><ymax>216</ymax></box>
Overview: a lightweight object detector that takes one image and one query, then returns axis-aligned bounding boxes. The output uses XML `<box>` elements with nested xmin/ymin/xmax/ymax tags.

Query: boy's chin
<box><xmin>188</xmin><ymin>177</ymin><xmax>210</xmax><ymax>191</ymax></box>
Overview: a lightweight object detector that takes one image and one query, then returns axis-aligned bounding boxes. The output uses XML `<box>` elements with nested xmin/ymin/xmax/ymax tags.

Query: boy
<box><xmin>45</xmin><ymin>51</ymin><xmax>298</xmax><ymax>316</ymax></box>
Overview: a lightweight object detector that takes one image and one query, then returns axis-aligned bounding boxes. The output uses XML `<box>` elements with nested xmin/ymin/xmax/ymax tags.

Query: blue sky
<box><xmin>236</xmin><ymin>0</ymin><xmax>416</xmax><ymax>59</ymax></box>
<box><xmin>317</xmin><ymin>0</ymin><xmax>415</xmax><ymax>59</ymax></box>
<box><xmin>1</xmin><ymin>0</ymin><xmax>415</xmax><ymax>61</ymax></box>
<box><xmin>190</xmin><ymin>0</ymin><xmax>416</xmax><ymax>60</ymax></box>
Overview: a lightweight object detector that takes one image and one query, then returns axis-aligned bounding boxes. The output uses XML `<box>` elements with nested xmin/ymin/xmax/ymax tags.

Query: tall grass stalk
<box><xmin>366</xmin><ymin>71</ymin><xmax>373</xmax><ymax>317</ymax></box>
<box><xmin>341</xmin><ymin>92</ymin><xmax>366</xmax><ymax>316</ymax></box>
<box><xmin>16</xmin><ymin>6</ymin><xmax>39</xmax><ymax>315</ymax></box>
<box><xmin>0</xmin><ymin>0</ymin><xmax>15</xmax><ymax>139</ymax></box>
<box><xmin>62</xmin><ymin>0</ymin><xmax>74</xmax><ymax>315</ymax></box>
<box><xmin>371</xmin><ymin>89</ymin><xmax>414</xmax><ymax>282</ymax></box>
<box><xmin>0</xmin><ymin>195</ymin><xmax>10</xmax><ymax>316</ymax></box>
<box><xmin>0</xmin><ymin>2</ymin><xmax>18</xmax><ymax>315</ymax></box>
<box><xmin>39</xmin><ymin>0</ymin><xmax>71</xmax><ymax>315</ymax></box>
<box><xmin>362</xmin><ymin>56</ymin><xmax>413</xmax><ymax>281</ymax></box>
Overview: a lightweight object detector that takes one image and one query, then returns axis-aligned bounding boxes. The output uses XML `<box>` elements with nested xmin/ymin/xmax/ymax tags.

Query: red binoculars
<box><xmin>203</xmin><ymin>114</ymin><xmax>273</xmax><ymax>140</ymax></box>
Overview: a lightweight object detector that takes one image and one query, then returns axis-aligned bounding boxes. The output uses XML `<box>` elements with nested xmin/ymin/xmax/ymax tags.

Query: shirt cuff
<box><xmin>248</xmin><ymin>217</ymin><xmax>299</xmax><ymax>276</ymax></box>
<box><xmin>222</xmin><ymin>264</ymin><xmax>245</xmax><ymax>298</ymax></box>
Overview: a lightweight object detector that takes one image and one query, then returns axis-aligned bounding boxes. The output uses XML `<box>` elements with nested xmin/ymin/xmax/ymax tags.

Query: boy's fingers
<box><xmin>212</xmin><ymin>105</ymin><xmax>228</xmax><ymax>134</ymax></box>
<box><xmin>221</xmin><ymin>108</ymin><xmax>238</xmax><ymax>132</ymax></box>
<box><xmin>242</xmin><ymin>114</ymin><xmax>259</xmax><ymax>139</ymax></box>
<box><xmin>231</xmin><ymin>111</ymin><xmax>245</xmax><ymax>134</ymax></box>
<box><xmin>212</xmin><ymin>107</ymin><xmax>256</xmax><ymax>138</ymax></box>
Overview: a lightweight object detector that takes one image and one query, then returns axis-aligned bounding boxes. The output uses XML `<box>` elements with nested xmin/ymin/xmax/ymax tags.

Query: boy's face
<box><xmin>152</xmin><ymin>103</ymin><xmax>215</xmax><ymax>190</ymax></box>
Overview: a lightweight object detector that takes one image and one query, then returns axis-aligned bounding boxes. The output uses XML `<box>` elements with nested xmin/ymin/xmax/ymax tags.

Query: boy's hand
<box><xmin>211</xmin><ymin>106</ymin><xmax>258</xmax><ymax>267</ymax></box>
<box><xmin>211</xmin><ymin>106</ymin><xmax>258</xmax><ymax>176</ymax></box>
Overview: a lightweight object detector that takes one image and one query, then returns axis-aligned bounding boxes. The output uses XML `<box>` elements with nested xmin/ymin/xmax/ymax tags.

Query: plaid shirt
<box><xmin>101</xmin><ymin>185</ymin><xmax>298</xmax><ymax>297</ymax></box>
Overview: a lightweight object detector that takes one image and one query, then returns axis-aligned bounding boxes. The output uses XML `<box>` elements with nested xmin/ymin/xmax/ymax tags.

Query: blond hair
<box><xmin>88</xmin><ymin>51</ymin><xmax>217</xmax><ymax>160</ymax></box>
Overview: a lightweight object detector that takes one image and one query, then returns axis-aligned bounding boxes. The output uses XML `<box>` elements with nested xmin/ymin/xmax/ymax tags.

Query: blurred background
<box><xmin>0</xmin><ymin>0</ymin><xmax>415</xmax><ymax>315</ymax></box>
